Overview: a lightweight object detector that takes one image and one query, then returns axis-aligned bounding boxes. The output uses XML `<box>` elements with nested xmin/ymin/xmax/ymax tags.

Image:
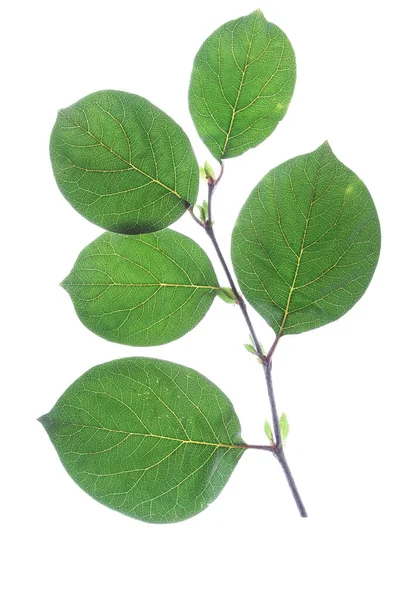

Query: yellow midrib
<box><xmin>278</xmin><ymin>182</ymin><xmax>316</xmax><ymax>335</ymax></box>
<box><xmin>65</xmin><ymin>282</ymin><xmax>220</xmax><ymax>291</ymax></box>
<box><xmin>221</xmin><ymin>18</ymin><xmax>258</xmax><ymax>156</ymax></box>
<box><xmin>59</xmin><ymin>110</ymin><xmax>182</xmax><ymax>199</ymax></box>
<box><xmin>56</xmin><ymin>421</ymin><xmax>243</xmax><ymax>451</ymax></box>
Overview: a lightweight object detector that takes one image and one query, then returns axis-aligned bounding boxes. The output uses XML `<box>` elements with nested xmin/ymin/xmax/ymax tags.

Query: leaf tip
<box><xmin>59</xmin><ymin>277</ymin><xmax>69</xmax><ymax>292</ymax></box>
<box><xmin>254</xmin><ymin>8</ymin><xmax>265</xmax><ymax>19</ymax></box>
<box><xmin>37</xmin><ymin>413</ymin><xmax>50</xmax><ymax>429</ymax></box>
<box><xmin>321</xmin><ymin>140</ymin><xmax>333</xmax><ymax>152</ymax></box>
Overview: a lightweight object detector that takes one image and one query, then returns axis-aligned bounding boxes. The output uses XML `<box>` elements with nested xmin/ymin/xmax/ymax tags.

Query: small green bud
<box><xmin>245</xmin><ymin>335</ymin><xmax>266</xmax><ymax>362</ymax></box>
<box><xmin>204</xmin><ymin>161</ymin><xmax>216</xmax><ymax>182</ymax></box>
<box><xmin>201</xmin><ymin>200</ymin><xmax>208</xmax><ymax>221</ymax></box>
<box><xmin>195</xmin><ymin>200</ymin><xmax>209</xmax><ymax>223</ymax></box>
<box><xmin>216</xmin><ymin>287</ymin><xmax>237</xmax><ymax>304</ymax></box>
<box><xmin>244</xmin><ymin>343</ymin><xmax>258</xmax><ymax>355</ymax></box>
<box><xmin>199</xmin><ymin>166</ymin><xmax>207</xmax><ymax>181</ymax></box>
<box><xmin>264</xmin><ymin>420</ymin><xmax>274</xmax><ymax>443</ymax></box>
<box><xmin>198</xmin><ymin>206</ymin><xmax>206</xmax><ymax>222</ymax></box>
<box><xmin>280</xmin><ymin>413</ymin><xmax>289</xmax><ymax>441</ymax></box>
<box><xmin>249</xmin><ymin>334</ymin><xmax>266</xmax><ymax>356</ymax></box>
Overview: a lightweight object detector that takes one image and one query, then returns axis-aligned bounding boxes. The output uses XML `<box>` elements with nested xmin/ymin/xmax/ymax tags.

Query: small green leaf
<box><xmin>189</xmin><ymin>10</ymin><xmax>296</xmax><ymax>160</ymax></box>
<box><xmin>201</xmin><ymin>200</ymin><xmax>209</xmax><ymax>221</ymax></box>
<box><xmin>280</xmin><ymin>413</ymin><xmax>289</xmax><ymax>441</ymax></box>
<box><xmin>196</xmin><ymin>199</ymin><xmax>209</xmax><ymax>223</ymax></box>
<box><xmin>39</xmin><ymin>357</ymin><xmax>245</xmax><ymax>523</ymax></box>
<box><xmin>62</xmin><ymin>229</ymin><xmax>219</xmax><ymax>346</ymax></box>
<box><xmin>264</xmin><ymin>420</ymin><xmax>274</xmax><ymax>443</ymax></box>
<box><xmin>199</xmin><ymin>166</ymin><xmax>207</xmax><ymax>181</ymax></box>
<box><xmin>232</xmin><ymin>143</ymin><xmax>381</xmax><ymax>335</ymax></box>
<box><xmin>250</xmin><ymin>334</ymin><xmax>266</xmax><ymax>356</ymax></box>
<box><xmin>197</xmin><ymin>204</ymin><xmax>207</xmax><ymax>222</ymax></box>
<box><xmin>216</xmin><ymin>287</ymin><xmax>237</xmax><ymax>304</ymax></box>
<box><xmin>204</xmin><ymin>161</ymin><xmax>216</xmax><ymax>181</ymax></box>
<box><xmin>244</xmin><ymin>343</ymin><xmax>258</xmax><ymax>355</ymax></box>
<box><xmin>50</xmin><ymin>90</ymin><xmax>199</xmax><ymax>233</ymax></box>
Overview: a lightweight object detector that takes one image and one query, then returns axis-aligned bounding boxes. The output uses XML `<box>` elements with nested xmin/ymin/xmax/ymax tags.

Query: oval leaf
<box><xmin>231</xmin><ymin>143</ymin><xmax>381</xmax><ymax>335</ymax></box>
<box><xmin>189</xmin><ymin>10</ymin><xmax>296</xmax><ymax>160</ymax></box>
<box><xmin>39</xmin><ymin>358</ymin><xmax>245</xmax><ymax>523</ymax></box>
<box><xmin>50</xmin><ymin>90</ymin><xmax>199</xmax><ymax>233</ymax></box>
<box><xmin>62</xmin><ymin>229</ymin><xmax>220</xmax><ymax>346</ymax></box>
<box><xmin>280</xmin><ymin>413</ymin><xmax>289</xmax><ymax>441</ymax></box>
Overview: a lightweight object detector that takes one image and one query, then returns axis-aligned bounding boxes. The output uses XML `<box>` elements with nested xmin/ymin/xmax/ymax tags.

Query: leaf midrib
<box><xmin>278</xmin><ymin>165</ymin><xmax>321</xmax><ymax>335</ymax></box>
<box><xmin>221</xmin><ymin>16</ymin><xmax>259</xmax><ymax>156</ymax></box>
<box><xmin>51</xmin><ymin>421</ymin><xmax>244</xmax><ymax>451</ymax></box>
<box><xmin>65</xmin><ymin>282</ymin><xmax>220</xmax><ymax>290</ymax></box>
<box><xmin>59</xmin><ymin>110</ymin><xmax>183</xmax><ymax>200</ymax></box>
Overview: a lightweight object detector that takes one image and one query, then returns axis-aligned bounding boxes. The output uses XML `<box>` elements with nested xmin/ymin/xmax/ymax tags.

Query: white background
<box><xmin>2</xmin><ymin>0</ymin><xmax>399</xmax><ymax>598</ymax></box>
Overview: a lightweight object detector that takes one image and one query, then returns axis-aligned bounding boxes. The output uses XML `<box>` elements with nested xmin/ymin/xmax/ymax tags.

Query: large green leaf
<box><xmin>62</xmin><ymin>229</ymin><xmax>220</xmax><ymax>346</ymax></box>
<box><xmin>231</xmin><ymin>143</ymin><xmax>381</xmax><ymax>335</ymax></box>
<box><xmin>50</xmin><ymin>90</ymin><xmax>198</xmax><ymax>233</ymax></box>
<box><xmin>39</xmin><ymin>358</ymin><xmax>245</xmax><ymax>523</ymax></box>
<box><xmin>189</xmin><ymin>10</ymin><xmax>296</xmax><ymax>160</ymax></box>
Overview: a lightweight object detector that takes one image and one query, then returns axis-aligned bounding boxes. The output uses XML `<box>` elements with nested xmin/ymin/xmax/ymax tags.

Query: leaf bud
<box><xmin>264</xmin><ymin>420</ymin><xmax>274</xmax><ymax>443</ymax></box>
<box><xmin>204</xmin><ymin>161</ymin><xmax>216</xmax><ymax>182</ymax></box>
<box><xmin>216</xmin><ymin>287</ymin><xmax>237</xmax><ymax>304</ymax></box>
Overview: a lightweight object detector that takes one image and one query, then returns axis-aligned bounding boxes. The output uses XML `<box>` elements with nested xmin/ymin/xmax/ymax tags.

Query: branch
<box><xmin>193</xmin><ymin>163</ymin><xmax>308</xmax><ymax>518</ymax></box>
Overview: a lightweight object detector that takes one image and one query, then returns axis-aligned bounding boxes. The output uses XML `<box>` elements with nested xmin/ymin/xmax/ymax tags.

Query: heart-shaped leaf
<box><xmin>39</xmin><ymin>358</ymin><xmax>245</xmax><ymax>523</ymax></box>
<box><xmin>231</xmin><ymin>143</ymin><xmax>381</xmax><ymax>335</ymax></box>
<box><xmin>189</xmin><ymin>10</ymin><xmax>296</xmax><ymax>160</ymax></box>
<box><xmin>62</xmin><ymin>229</ymin><xmax>220</xmax><ymax>346</ymax></box>
<box><xmin>50</xmin><ymin>90</ymin><xmax>199</xmax><ymax>233</ymax></box>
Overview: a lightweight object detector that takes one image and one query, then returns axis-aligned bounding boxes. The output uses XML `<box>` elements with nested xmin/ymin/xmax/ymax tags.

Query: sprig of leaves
<box><xmin>41</xmin><ymin>10</ymin><xmax>380</xmax><ymax>524</ymax></box>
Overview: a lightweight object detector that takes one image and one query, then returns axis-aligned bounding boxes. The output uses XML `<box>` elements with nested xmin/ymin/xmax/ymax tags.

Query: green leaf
<box><xmin>204</xmin><ymin>161</ymin><xmax>216</xmax><ymax>181</ymax></box>
<box><xmin>62</xmin><ymin>229</ymin><xmax>219</xmax><ymax>346</ymax></box>
<box><xmin>280</xmin><ymin>413</ymin><xmax>289</xmax><ymax>441</ymax></box>
<box><xmin>50</xmin><ymin>90</ymin><xmax>199</xmax><ymax>234</ymax></box>
<box><xmin>264</xmin><ymin>420</ymin><xmax>273</xmax><ymax>442</ymax></box>
<box><xmin>189</xmin><ymin>10</ymin><xmax>296</xmax><ymax>160</ymax></box>
<box><xmin>244</xmin><ymin>343</ymin><xmax>258</xmax><ymax>355</ymax></box>
<box><xmin>231</xmin><ymin>143</ymin><xmax>381</xmax><ymax>335</ymax></box>
<box><xmin>39</xmin><ymin>357</ymin><xmax>245</xmax><ymax>523</ymax></box>
<box><xmin>201</xmin><ymin>199</ymin><xmax>209</xmax><ymax>221</ymax></box>
<box><xmin>196</xmin><ymin>199</ymin><xmax>209</xmax><ymax>223</ymax></box>
<box><xmin>197</xmin><ymin>204</ymin><xmax>206</xmax><ymax>223</ymax></box>
<box><xmin>216</xmin><ymin>287</ymin><xmax>237</xmax><ymax>304</ymax></box>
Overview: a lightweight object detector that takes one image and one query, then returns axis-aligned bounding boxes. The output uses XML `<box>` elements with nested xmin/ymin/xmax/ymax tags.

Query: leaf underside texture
<box><xmin>39</xmin><ymin>358</ymin><xmax>245</xmax><ymax>523</ymax></box>
<box><xmin>50</xmin><ymin>90</ymin><xmax>199</xmax><ymax>233</ymax></box>
<box><xmin>189</xmin><ymin>10</ymin><xmax>296</xmax><ymax>160</ymax></box>
<box><xmin>62</xmin><ymin>229</ymin><xmax>219</xmax><ymax>346</ymax></box>
<box><xmin>231</xmin><ymin>142</ymin><xmax>381</xmax><ymax>335</ymax></box>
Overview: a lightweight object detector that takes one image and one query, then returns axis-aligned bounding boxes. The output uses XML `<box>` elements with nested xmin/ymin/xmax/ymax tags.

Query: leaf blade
<box><xmin>231</xmin><ymin>143</ymin><xmax>381</xmax><ymax>335</ymax></box>
<box><xmin>39</xmin><ymin>357</ymin><xmax>245</xmax><ymax>523</ymax></box>
<box><xmin>280</xmin><ymin>413</ymin><xmax>289</xmax><ymax>441</ymax></box>
<box><xmin>62</xmin><ymin>229</ymin><xmax>219</xmax><ymax>346</ymax></box>
<box><xmin>264</xmin><ymin>420</ymin><xmax>273</xmax><ymax>442</ymax></box>
<box><xmin>189</xmin><ymin>10</ymin><xmax>296</xmax><ymax>160</ymax></box>
<box><xmin>50</xmin><ymin>90</ymin><xmax>199</xmax><ymax>233</ymax></box>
